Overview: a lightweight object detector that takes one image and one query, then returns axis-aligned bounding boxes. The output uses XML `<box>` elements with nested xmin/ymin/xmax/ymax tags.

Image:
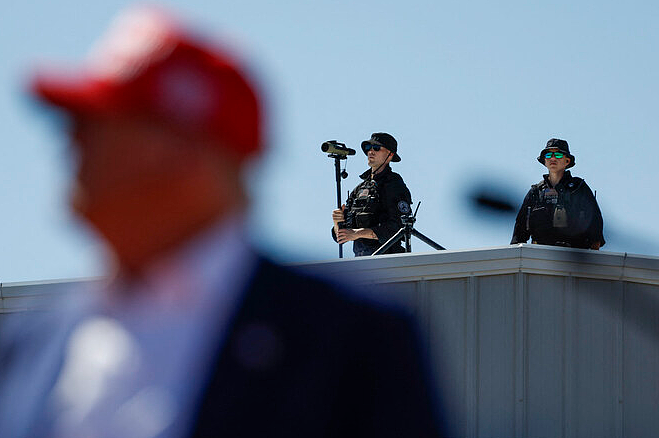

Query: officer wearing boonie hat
<box><xmin>536</xmin><ymin>138</ymin><xmax>575</xmax><ymax>168</ymax></box>
<box><xmin>511</xmin><ymin>138</ymin><xmax>605</xmax><ymax>249</ymax></box>
<box><xmin>361</xmin><ymin>132</ymin><xmax>402</xmax><ymax>162</ymax></box>
<box><xmin>331</xmin><ymin>132</ymin><xmax>412</xmax><ymax>256</ymax></box>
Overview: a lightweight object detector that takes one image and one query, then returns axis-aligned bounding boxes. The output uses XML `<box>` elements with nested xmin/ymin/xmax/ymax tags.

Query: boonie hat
<box><xmin>538</xmin><ymin>138</ymin><xmax>575</xmax><ymax>169</ymax></box>
<box><xmin>360</xmin><ymin>132</ymin><xmax>401</xmax><ymax>162</ymax></box>
<box><xmin>30</xmin><ymin>5</ymin><xmax>262</xmax><ymax>160</ymax></box>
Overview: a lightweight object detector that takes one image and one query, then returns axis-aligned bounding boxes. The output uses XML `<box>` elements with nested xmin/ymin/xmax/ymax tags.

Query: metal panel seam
<box><xmin>465</xmin><ymin>275</ymin><xmax>478</xmax><ymax>438</ymax></box>
<box><xmin>563</xmin><ymin>275</ymin><xmax>575</xmax><ymax>438</ymax></box>
<box><xmin>619</xmin><ymin>252</ymin><xmax>628</xmax><ymax>281</ymax></box>
<box><xmin>514</xmin><ymin>271</ymin><xmax>527</xmax><ymax>438</ymax></box>
<box><xmin>561</xmin><ymin>276</ymin><xmax>567</xmax><ymax>438</ymax></box>
<box><xmin>417</xmin><ymin>279</ymin><xmax>431</xmax><ymax>358</ymax></box>
<box><xmin>618</xmin><ymin>281</ymin><xmax>626</xmax><ymax>438</ymax></box>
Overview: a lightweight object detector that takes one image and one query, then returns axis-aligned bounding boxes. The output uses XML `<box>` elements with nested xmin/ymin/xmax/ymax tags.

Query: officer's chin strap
<box><xmin>370</xmin><ymin>153</ymin><xmax>392</xmax><ymax>179</ymax></box>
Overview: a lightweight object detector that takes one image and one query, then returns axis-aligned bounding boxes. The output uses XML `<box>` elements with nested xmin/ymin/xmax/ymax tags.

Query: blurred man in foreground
<box><xmin>0</xmin><ymin>6</ymin><xmax>445</xmax><ymax>438</ymax></box>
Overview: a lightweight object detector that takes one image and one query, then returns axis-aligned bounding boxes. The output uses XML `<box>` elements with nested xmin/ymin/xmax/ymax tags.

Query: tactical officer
<box><xmin>331</xmin><ymin>132</ymin><xmax>412</xmax><ymax>256</ymax></box>
<box><xmin>511</xmin><ymin>138</ymin><xmax>605</xmax><ymax>249</ymax></box>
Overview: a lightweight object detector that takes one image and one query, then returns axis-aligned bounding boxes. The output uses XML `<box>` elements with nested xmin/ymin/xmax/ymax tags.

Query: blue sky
<box><xmin>1</xmin><ymin>0</ymin><xmax>658</xmax><ymax>282</ymax></box>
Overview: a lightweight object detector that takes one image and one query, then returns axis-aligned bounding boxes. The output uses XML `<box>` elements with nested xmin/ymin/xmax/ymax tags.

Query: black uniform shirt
<box><xmin>511</xmin><ymin>170</ymin><xmax>605</xmax><ymax>249</ymax></box>
<box><xmin>332</xmin><ymin>165</ymin><xmax>412</xmax><ymax>256</ymax></box>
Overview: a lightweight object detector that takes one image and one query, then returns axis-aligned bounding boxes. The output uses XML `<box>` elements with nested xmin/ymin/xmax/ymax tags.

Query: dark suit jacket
<box><xmin>191</xmin><ymin>258</ymin><xmax>446</xmax><ymax>437</ymax></box>
<box><xmin>0</xmin><ymin>257</ymin><xmax>446</xmax><ymax>437</ymax></box>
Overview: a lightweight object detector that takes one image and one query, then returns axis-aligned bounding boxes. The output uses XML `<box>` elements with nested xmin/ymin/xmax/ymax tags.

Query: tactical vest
<box><xmin>344</xmin><ymin>179</ymin><xmax>379</xmax><ymax>229</ymax></box>
<box><xmin>525</xmin><ymin>177</ymin><xmax>592</xmax><ymax>246</ymax></box>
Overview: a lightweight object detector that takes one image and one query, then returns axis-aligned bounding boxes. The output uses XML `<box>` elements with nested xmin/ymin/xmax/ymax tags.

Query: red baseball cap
<box><xmin>31</xmin><ymin>5</ymin><xmax>262</xmax><ymax>159</ymax></box>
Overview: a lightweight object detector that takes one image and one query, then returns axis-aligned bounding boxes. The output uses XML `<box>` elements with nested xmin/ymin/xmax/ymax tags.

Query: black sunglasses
<box><xmin>544</xmin><ymin>151</ymin><xmax>565</xmax><ymax>159</ymax></box>
<box><xmin>363</xmin><ymin>144</ymin><xmax>382</xmax><ymax>152</ymax></box>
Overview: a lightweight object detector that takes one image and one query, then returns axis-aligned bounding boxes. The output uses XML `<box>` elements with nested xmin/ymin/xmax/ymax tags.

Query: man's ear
<box><xmin>565</xmin><ymin>157</ymin><xmax>571</xmax><ymax>166</ymax></box>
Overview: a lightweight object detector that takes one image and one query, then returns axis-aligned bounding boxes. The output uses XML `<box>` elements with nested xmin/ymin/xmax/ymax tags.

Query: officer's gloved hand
<box><xmin>332</xmin><ymin>204</ymin><xmax>346</xmax><ymax>227</ymax></box>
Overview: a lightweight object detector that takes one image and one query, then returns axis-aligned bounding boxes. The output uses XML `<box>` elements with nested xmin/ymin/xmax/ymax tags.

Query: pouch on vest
<box><xmin>553</xmin><ymin>206</ymin><xmax>568</xmax><ymax>228</ymax></box>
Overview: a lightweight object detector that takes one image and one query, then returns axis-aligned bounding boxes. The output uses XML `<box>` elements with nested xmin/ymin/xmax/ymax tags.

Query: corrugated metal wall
<box><xmin>3</xmin><ymin>245</ymin><xmax>659</xmax><ymax>437</ymax></box>
<box><xmin>365</xmin><ymin>271</ymin><xmax>659</xmax><ymax>437</ymax></box>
